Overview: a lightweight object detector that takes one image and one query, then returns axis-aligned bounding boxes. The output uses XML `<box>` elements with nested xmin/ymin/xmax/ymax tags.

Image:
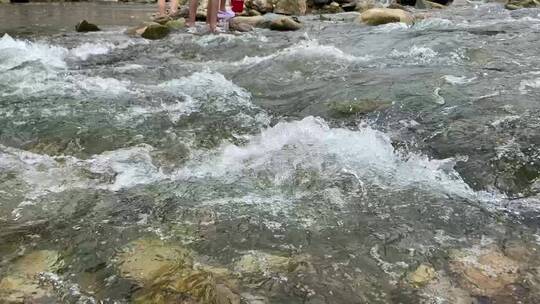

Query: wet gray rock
<box><xmin>230</xmin><ymin>13</ymin><xmax>302</xmax><ymax>31</ymax></box>
<box><xmin>75</xmin><ymin>20</ymin><xmax>100</xmax><ymax>32</ymax></box>
<box><xmin>269</xmin><ymin>15</ymin><xmax>303</xmax><ymax>30</ymax></box>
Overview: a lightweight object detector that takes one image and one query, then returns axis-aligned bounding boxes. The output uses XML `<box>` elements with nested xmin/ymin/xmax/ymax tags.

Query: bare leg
<box><xmin>158</xmin><ymin>0</ymin><xmax>167</xmax><ymax>16</ymax></box>
<box><xmin>219</xmin><ymin>0</ymin><xmax>226</xmax><ymax>12</ymax></box>
<box><xmin>187</xmin><ymin>0</ymin><xmax>198</xmax><ymax>27</ymax></box>
<box><xmin>207</xmin><ymin>0</ymin><xmax>219</xmax><ymax>32</ymax></box>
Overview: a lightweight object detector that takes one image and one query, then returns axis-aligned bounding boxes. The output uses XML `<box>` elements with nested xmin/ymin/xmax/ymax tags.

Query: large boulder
<box><xmin>505</xmin><ymin>0</ymin><xmax>539</xmax><ymax>9</ymax></box>
<box><xmin>75</xmin><ymin>20</ymin><xmax>100</xmax><ymax>32</ymax></box>
<box><xmin>273</xmin><ymin>0</ymin><xmax>307</xmax><ymax>15</ymax></box>
<box><xmin>357</xmin><ymin>8</ymin><xmax>414</xmax><ymax>25</ymax></box>
<box><xmin>229</xmin><ymin>13</ymin><xmax>302</xmax><ymax>31</ymax></box>
<box><xmin>229</xmin><ymin>15</ymin><xmax>267</xmax><ymax>30</ymax></box>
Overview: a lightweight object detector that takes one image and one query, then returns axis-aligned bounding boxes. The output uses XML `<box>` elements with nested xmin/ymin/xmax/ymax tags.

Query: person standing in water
<box><xmin>187</xmin><ymin>0</ymin><xmax>220</xmax><ymax>32</ymax></box>
<box><xmin>157</xmin><ymin>0</ymin><xmax>179</xmax><ymax>17</ymax></box>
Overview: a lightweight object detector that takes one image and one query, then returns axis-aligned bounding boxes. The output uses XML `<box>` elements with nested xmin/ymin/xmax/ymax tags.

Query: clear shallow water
<box><xmin>1</xmin><ymin>3</ymin><xmax>540</xmax><ymax>303</ymax></box>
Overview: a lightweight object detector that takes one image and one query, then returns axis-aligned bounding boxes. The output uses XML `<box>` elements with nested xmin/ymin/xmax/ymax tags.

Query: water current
<box><xmin>0</xmin><ymin>2</ymin><xmax>540</xmax><ymax>303</ymax></box>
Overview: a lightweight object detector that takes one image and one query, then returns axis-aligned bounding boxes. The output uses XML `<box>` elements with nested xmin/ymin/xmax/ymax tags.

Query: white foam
<box><xmin>0</xmin><ymin>34</ymin><xmax>68</xmax><ymax>71</ymax></box>
<box><xmin>70</xmin><ymin>42</ymin><xmax>114</xmax><ymax>60</ymax></box>
<box><xmin>412</xmin><ymin>18</ymin><xmax>453</xmax><ymax>30</ymax></box>
<box><xmin>178</xmin><ymin>117</ymin><xmax>492</xmax><ymax>200</ymax></box>
<box><xmin>519</xmin><ymin>78</ymin><xmax>540</xmax><ymax>94</ymax></box>
<box><xmin>0</xmin><ymin>144</ymin><xmax>166</xmax><ymax>199</ymax></box>
<box><xmin>443</xmin><ymin>75</ymin><xmax>476</xmax><ymax>85</ymax></box>
<box><xmin>389</xmin><ymin>45</ymin><xmax>438</xmax><ymax>64</ymax></box>
<box><xmin>227</xmin><ymin>40</ymin><xmax>370</xmax><ymax>67</ymax></box>
<box><xmin>74</xmin><ymin>76</ymin><xmax>134</xmax><ymax>96</ymax></box>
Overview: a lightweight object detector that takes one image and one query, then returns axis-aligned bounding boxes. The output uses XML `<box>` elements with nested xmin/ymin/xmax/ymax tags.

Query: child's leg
<box><xmin>207</xmin><ymin>0</ymin><xmax>219</xmax><ymax>31</ymax></box>
<box><xmin>219</xmin><ymin>0</ymin><xmax>226</xmax><ymax>12</ymax></box>
<box><xmin>187</xmin><ymin>0</ymin><xmax>198</xmax><ymax>26</ymax></box>
<box><xmin>157</xmin><ymin>0</ymin><xmax>167</xmax><ymax>16</ymax></box>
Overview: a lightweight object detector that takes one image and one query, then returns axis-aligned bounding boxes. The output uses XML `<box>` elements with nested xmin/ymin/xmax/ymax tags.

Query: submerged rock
<box><xmin>75</xmin><ymin>20</ymin><xmax>100</xmax><ymax>32</ymax></box>
<box><xmin>141</xmin><ymin>23</ymin><xmax>171</xmax><ymax>40</ymax></box>
<box><xmin>115</xmin><ymin>239</ymin><xmax>240</xmax><ymax>304</ymax></box>
<box><xmin>0</xmin><ymin>276</ymin><xmax>52</xmax><ymax>303</ymax></box>
<box><xmin>449</xmin><ymin>245</ymin><xmax>520</xmax><ymax>297</ymax></box>
<box><xmin>357</xmin><ymin>8</ymin><xmax>414</xmax><ymax>25</ymax></box>
<box><xmin>407</xmin><ymin>264</ymin><xmax>436</xmax><ymax>288</ymax></box>
<box><xmin>505</xmin><ymin>0</ymin><xmax>539</xmax><ymax>9</ymax></box>
<box><xmin>115</xmin><ymin>238</ymin><xmax>193</xmax><ymax>283</ymax></box>
<box><xmin>419</xmin><ymin>272</ymin><xmax>475</xmax><ymax>304</ymax></box>
<box><xmin>0</xmin><ymin>250</ymin><xmax>63</xmax><ymax>303</ymax></box>
<box><xmin>328</xmin><ymin>99</ymin><xmax>391</xmax><ymax>116</ymax></box>
<box><xmin>233</xmin><ymin>251</ymin><xmax>314</xmax><ymax>277</ymax></box>
<box><xmin>234</xmin><ymin>251</ymin><xmax>290</xmax><ymax>274</ymax></box>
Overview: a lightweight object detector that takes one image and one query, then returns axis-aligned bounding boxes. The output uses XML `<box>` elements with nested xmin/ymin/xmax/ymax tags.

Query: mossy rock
<box><xmin>141</xmin><ymin>23</ymin><xmax>170</xmax><ymax>40</ymax></box>
<box><xmin>165</xmin><ymin>19</ymin><xmax>186</xmax><ymax>30</ymax></box>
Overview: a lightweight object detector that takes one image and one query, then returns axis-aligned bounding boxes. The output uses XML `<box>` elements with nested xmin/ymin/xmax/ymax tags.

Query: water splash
<box><xmin>0</xmin><ymin>34</ymin><xmax>67</xmax><ymax>71</ymax></box>
<box><xmin>225</xmin><ymin>40</ymin><xmax>371</xmax><ymax>67</ymax></box>
<box><xmin>178</xmin><ymin>116</ymin><xmax>491</xmax><ymax>200</ymax></box>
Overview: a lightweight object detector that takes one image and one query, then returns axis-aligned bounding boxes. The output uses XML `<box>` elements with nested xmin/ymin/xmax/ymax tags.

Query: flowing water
<box><xmin>1</xmin><ymin>2</ymin><xmax>540</xmax><ymax>303</ymax></box>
